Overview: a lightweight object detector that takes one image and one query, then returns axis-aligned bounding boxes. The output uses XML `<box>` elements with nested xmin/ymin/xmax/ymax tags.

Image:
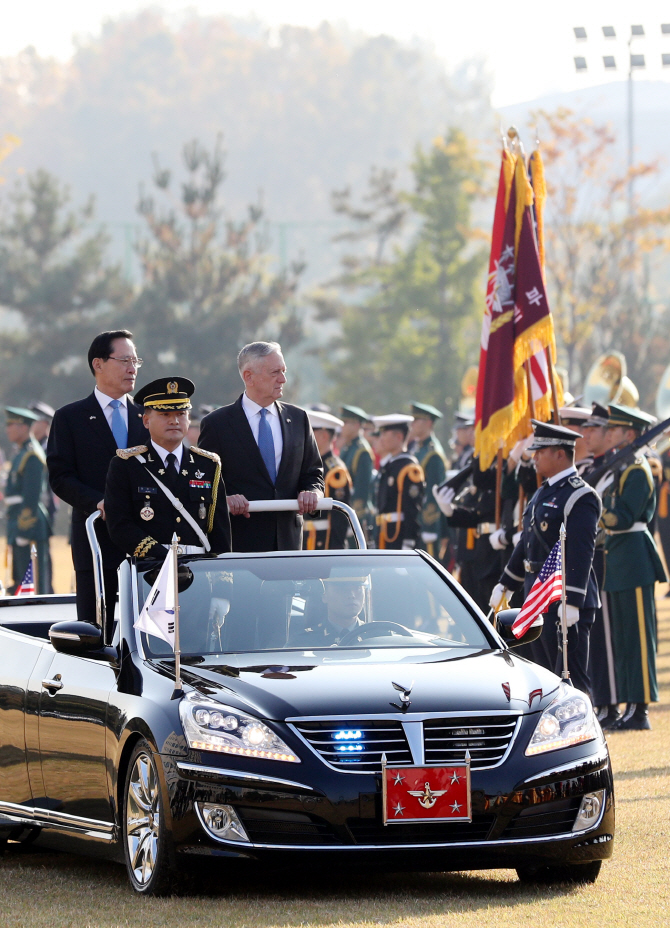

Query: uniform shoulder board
<box><xmin>568</xmin><ymin>475</ymin><xmax>583</xmax><ymax>488</ymax></box>
<box><xmin>116</xmin><ymin>445</ymin><xmax>148</xmax><ymax>460</ymax></box>
<box><xmin>191</xmin><ymin>446</ymin><xmax>221</xmax><ymax>463</ymax></box>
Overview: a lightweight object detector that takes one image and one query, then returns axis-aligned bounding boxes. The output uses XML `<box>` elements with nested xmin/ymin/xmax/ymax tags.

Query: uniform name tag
<box><xmin>190</xmin><ymin>480</ymin><xmax>212</xmax><ymax>489</ymax></box>
<box><xmin>138</xmin><ymin>487</ymin><xmax>157</xmax><ymax>494</ymax></box>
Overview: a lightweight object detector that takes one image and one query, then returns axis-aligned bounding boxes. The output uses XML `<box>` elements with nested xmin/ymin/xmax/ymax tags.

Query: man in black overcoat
<box><xmin>47</xmin><ymin>330</ymin><xmax>149</xmax><ymax>623</ymax></box>
<box><xmin>198</xmin><ymin>341</ymin><xmax>324</xmax><ymax>551</ymax></box>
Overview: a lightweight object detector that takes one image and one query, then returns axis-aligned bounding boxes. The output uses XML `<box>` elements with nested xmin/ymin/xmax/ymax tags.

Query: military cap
<box><xmin>607</xmin><ymin>403</ymin><xmax>655</xmax><ymax>432</ymax></box>
<box><xmin>454</xmin><ymin>412</ymin><xmax>475</xmax><ymax>428</ymax></box>
<box><xmin>307</xmin><ymin>410</ymin><xmax>344</xmax><ymax>431</ymax></box>
<box><xmin>5</xmin><ymin>406</ymin><xmax>40</xmax><ymax>425</ymax></box>
<box><xmin>527</xmin><ymin>419</ymin><xmax>581</xmax><ymax>450</ymax></box>
<box><xmin>581</xmin><ymin>402</ymin><xmax>610</xmax><ymax>428</ymax></box>
<box><xmin>29</xmin><ymin>401</ymin><xmax>55</xmax><ymax>422</ymax></box>
<box><xmin>410</xmin><ymin>402</ymin><xmax>443</xmax><ymax>421</ymax></box>
<box><xmin>340</xmin><ymin>404</ymin><xmax>369</xmax><ymax>423</ymax></box>
<box><xmin>372</xmin><ymin>413</ymin><xmax>414</xmax><ymax>432</ymax></box>
<box><xmin>306</xmin><ymin>402</ymin><xmax>332</xmax><ymax>414</ymax></box>
<box><xmin>559</xmin><ymin>406</ymin><xmax>592</xmax><ymax>425</ymax></box>
<box><xmin>134</xmin><ymin>377</ymin><xmax>195</xmax><ymax>410</ymax></box>
<box><xmin>325</xmin><ymin>566</ymin><xmax>371</xmax><ymax>587</ymax></box>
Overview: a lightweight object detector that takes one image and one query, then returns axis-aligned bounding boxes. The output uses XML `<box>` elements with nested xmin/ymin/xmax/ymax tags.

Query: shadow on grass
<box><xmin>614</xmin><ymin>766</ymin><xmax>670</xmax><ymax>780</ymax></box>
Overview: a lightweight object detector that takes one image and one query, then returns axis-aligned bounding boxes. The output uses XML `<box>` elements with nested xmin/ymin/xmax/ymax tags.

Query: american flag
<box><xmin>16</xmin><ymin>560</ymin><xmax>35</xmax><ymax>596</ymax></box>
<box><xmin>512</xmin><ymin>541</ymin><xmax>562</xmax><ymax>638</ymax></box>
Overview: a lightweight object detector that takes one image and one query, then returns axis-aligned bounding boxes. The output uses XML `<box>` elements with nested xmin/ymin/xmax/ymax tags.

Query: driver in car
<box><xmin>289</xmin><ymin>570</ymin><xmax>370</xmax><ymax>646</ymax></box>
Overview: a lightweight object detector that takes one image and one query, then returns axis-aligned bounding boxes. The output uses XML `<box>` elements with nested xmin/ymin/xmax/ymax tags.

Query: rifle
<box><xmin>435</xmin><ymin>461</ymin><xmax>474</xmax><ymax>494</ymax></box>
<box><xmin>584</xmin><ymin>414</ymin><xmax>670</xmax><ymax>488</ymax></box>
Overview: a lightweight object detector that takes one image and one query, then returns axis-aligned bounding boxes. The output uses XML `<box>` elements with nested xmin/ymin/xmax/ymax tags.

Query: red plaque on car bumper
<box><xmin>382</xmin><ymin>761</ymin><xmax>471</xmax><ymax>825</ymax></box>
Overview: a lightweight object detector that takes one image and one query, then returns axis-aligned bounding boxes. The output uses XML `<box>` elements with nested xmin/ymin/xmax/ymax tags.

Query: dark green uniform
<box><xmin>5</xmin><ymin>436</ymin><xmax>51</xmax><ymax>593</ymax></box>
<box><xmin>409</xmin><ymin>435</ymin><xmax>447</xmax><ymax>558</ymax></box>
<box><xmin>105</xmin><ymin>443</ymin><xmax>231</xmax><ymax>559</ymax></box>
<box><xmin>303</xmin><ymin>451</ymin><xmax>352</xmax><ymax>550</ymax></box>
<box><xmin>601</xmin><ymin>454</ymin><xmax>666</xmax><ymax>704</ymax></box>
<box><xmin>340</xmin><ymin>435</ymin><xmax>374</xmax><ymax>540</ymax></box>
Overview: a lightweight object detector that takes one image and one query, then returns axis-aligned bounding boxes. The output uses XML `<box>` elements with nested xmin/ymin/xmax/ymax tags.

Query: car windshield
<box><xmin>136</xmin><ymin>554</ymin><xmax>491</xmax><ymax>656</ymax></box>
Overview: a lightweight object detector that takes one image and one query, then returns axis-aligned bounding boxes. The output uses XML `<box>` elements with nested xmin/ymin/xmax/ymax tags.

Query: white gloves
<box><xmin>512</xmin><ymin>530</ymin><xmax>522</xmax><ymax>546</ymax></box>
<box><xmin>489</xmin><ymin>528</ymin><xmax>508</xmax><ymax>551</ymax></box>
<box><xmin>421</xmin><ymin>532</ymin><xmax>438</xmax><ymax>544</ymax></box>
<box><xmin>509</xmin><ymin>436</ymin><xmax>533</xmax><ymax>466</ymax></box>
<box><xmin>433</xmin><ymin>485</ymin><xmax>455</xmax><ymax>517</ymax></box>
<box><xmin>489</xmin><ymin>583</ymin><xmax>508</xmax><ymax>611</ymax></box>
<box><xmin>558</xmin><ymin>603</ymin><xmax>579</xmax><ymax>627</ymax></box>
<box><xmin>15</xmin><ymin>537</ymin><xmax>30</xmax><ymax>547</ymax></box>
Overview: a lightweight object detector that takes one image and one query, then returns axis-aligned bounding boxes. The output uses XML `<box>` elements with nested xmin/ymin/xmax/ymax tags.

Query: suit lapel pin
<box><xmin>286</xmin><ymin>418</ymin><xmax>291</xmax><ymax>423</ymax></box>
<box><xmin>89</xmin><ymin>416</ymin><xmax>96</xmax><ymax>420</ymax></box>
<box><xmin>158</xmin><ymin>468</ymin><xmax>165</xmax><ymax>475</ymax></box>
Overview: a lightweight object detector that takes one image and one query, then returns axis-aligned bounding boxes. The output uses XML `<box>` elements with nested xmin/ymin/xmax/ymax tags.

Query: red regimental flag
<box><xmin>384</xmin><ymin>765</ymin><xmax>471</xmax><ymax>823</ymax></box>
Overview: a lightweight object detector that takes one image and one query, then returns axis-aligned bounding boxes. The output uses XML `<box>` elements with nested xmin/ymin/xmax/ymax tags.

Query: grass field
<box><xmin>0</xmin><ymin>546</ymin><xmax>669</xmax><ymax>927</ymax></box>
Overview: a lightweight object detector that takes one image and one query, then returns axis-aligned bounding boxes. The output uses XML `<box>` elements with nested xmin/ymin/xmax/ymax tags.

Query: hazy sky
<box><xmin>4</xmin><ymin>0</ymin><xmax>670</xmax><ymax>105</ymax></box>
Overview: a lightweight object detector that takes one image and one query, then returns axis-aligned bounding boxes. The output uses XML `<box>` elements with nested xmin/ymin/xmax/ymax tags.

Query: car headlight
<box><xmin>526</xmin><ymin>684</ymin><xmax>598</xmax><ymax>756</ymax></box>
<box><xmin>179</xmin><ymin>692</ymin><xmax>300</xmax><ymax>763</ymax></box>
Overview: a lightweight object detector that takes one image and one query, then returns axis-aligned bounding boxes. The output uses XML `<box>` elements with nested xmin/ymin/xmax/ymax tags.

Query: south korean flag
<box><xmin>135</xmin><ymin>550</ymin><xmax>176</xmax><ymax>648</ymax></box>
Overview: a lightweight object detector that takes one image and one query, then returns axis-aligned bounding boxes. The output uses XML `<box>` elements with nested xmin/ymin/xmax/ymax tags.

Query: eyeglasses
<box><xmin>106</xmin><ymin>356</ymin><xmax>143</xmax><ymax>368</ymax></box>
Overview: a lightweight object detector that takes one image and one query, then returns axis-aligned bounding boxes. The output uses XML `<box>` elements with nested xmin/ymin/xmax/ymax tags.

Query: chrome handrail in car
<box><xmin>246</xmin><ymin>499</ymin><xmax>367</xmax><ymax>549</ymax></box>
<box><xmin>85</xmin><ymin>510</ymin><xmax>107</xmax><ymax>630</ymax></box>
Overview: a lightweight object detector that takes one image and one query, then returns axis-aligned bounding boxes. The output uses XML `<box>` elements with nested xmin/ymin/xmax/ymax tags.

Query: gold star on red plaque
<box><xmin>393</xmin><ymin>772</ymin><xmax>405</xmax><ymax>785</ymax></box>
<box><xmin>450</xmin><ymin>800</ymin><xmax>462</xmax><ymax>814</ymax></box>
<box><xmin>393</xmin><ymin>802</ymin><xmax>405</xmax><ymax>816</ymax></box>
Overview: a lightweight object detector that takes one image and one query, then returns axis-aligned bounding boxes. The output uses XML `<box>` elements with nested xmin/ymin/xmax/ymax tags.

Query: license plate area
<box><xmin>382</xmin><ymin>761</ymin><xmax>471</xmax><ymax>825</ymax></box>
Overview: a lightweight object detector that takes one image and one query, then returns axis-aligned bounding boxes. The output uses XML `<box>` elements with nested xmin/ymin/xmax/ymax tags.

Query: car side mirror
<box><xmin>49</xmin><ymin>621</ymin><xmax>117</xmax><ymax>662</ymax></box>
<box><xmin>495</xmin><ymin>609</ymin><xmax>543</xmax><ymax>647</ymax></box>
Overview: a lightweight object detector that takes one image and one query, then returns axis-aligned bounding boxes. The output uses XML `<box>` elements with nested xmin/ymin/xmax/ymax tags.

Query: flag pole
<box><xmin>30</xmin><ymin>544</ymin><xmax>38</xmax><ymax>596</ymax></box>
<box><xmin>559</xmin><ymin>522</ymin><xmax>570</xmax><ymax>683</ymax></box>
<box><xmin>495</xmin><ymin>446</ymin><xmax>503</xmax><ymax>528</ymax></box>
<box><xmin>171</xmin><ymin>533</ymin><xmax>183</xmax><ymax>698</ymax></box>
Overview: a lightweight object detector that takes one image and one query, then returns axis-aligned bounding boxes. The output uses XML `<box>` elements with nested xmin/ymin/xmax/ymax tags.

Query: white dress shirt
<box><xmin>547</xmin><ymin>465</ymin><xmax>577</xmax><ymax>486</ymax></box>
<box><xmin>241</xmin><ymin>393</ymin><xmax>283</xmax><ymax>472</ymax></box>
<box><xmin>95</xmin><ymin>386</ymin><xmax>129</xmax><ymax>431</ymax></box>
<box><xmin>150</xmin><ymin>440</ymin><xmax>183</xmax><ymax>472</ymax></box>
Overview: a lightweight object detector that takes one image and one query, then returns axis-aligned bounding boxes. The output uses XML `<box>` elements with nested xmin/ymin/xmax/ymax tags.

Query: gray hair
<box><xmin>237</xmin><ymin>341</ymin><xmax>282</xmax><ymax>376</ymax></box>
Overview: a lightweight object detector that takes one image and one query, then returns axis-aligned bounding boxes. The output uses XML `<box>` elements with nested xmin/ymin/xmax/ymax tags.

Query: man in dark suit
<box><xmin>47</xmin><ymin>330</ymin><xmax>149</xmax><ymax>624</ymax></box>
<box><xmin>199</xmin><ymin>341</ymin><xmax>323</xmax><ymax>551</ymax></box>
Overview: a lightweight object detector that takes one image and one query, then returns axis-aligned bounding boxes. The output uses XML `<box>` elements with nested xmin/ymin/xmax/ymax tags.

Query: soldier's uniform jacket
<box><xmin>376</xmin><ymin>452</ymin><xmax>425</xmax><ymax>550</ymax></box>
<box><xmin>502</xmin><ymin>469</ymin><xmax>601</xmax><ymax>608</ymax></box>
<box><xmin>105</xmin><ymin>443</ymin><xmax>231</xmax><ymax>559</ymax></box>
<box><xmin>448</xmin><ymin>461</ymin><xmax>500</xmax><ymax>574</ymax></box>
<box><xmin>288</xmin><ymin>616</ymin><xmax>364</xmax><ymax>648</ymax></box>
<box><xmin>600</xmin><ymin>453</ymin><xmax>666</xmax><ymax>593</ymax></box>
<box><xmin>5</xmin><ymin>436</ymin><xmax>51</xmax><ymax>546</ymax></box>
<box><xmin>409</xmin><ymin>435</ymin><xmax>447</xmax><ymax>540</ymax></box>
<box><xmin>340</xmin><ymin>435</ymin><xmax>373</xmax><ymax>517</ymax></box>
<box><xmin>303</xmin><ymin>451</ymin><xmax>352</xmax><ymax>550</ymax></box>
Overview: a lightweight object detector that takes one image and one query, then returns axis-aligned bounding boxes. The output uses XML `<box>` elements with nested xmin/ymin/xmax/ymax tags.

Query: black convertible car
<box><xmin>0</xmin><ymin>505</ymin><xmax>613</xmax><ymax>894</ymax></box>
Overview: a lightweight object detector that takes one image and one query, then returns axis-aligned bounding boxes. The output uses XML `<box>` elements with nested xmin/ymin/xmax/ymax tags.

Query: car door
<box><xmin>35</xmin><ymin>651</ymin><xmax>117</xmax><ymax>824</ymax></box>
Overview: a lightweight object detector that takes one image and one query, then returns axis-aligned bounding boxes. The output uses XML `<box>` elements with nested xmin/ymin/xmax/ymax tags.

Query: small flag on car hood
<box><xmin>135</xmin><ymin>551</ymin><xmax>176</xmax><ymax>648</ymax></box>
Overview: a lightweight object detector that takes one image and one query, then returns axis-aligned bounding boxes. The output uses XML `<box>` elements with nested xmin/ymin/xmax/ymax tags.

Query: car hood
<box><xmin>180</xmin><ymin>648</ymin><xmax>562</xmax><ymax>719</ymax></box>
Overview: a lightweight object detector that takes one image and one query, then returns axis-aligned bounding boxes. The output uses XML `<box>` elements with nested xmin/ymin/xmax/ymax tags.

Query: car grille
<box><xmin>423</xmin><ymin>715</ymin><xmax>519</xmax><ymax>769</ymax></box>
<box><xmin>347</xmin><ymin>815</ymin><xmax>495</xmax><ymax>845</ymax></box>
<box><xmin>291</xmin><ymin>719</ymin><xmax>412</xmax><ymax>772</ymax></box>
<box><xmin>501</xmin><ymin>797</ymin><xmax>582</xmax><ymax>838</ymax></box>
<box><xmin>237</xmin><ymin>808</ymin><xmax>341</xmax><ymax>846</ymax></box>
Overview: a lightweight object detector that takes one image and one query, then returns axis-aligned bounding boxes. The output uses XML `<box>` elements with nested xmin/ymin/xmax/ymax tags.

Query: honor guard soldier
<box><xmin>451</xmin><ymin>413</ymin><xmax>475</xmax><ymax>470</ymax></box>
<box><xmin>105</xmin><ymin>378</ymin><xmax>231</xmax><ymax>559</ymax></box>
<box><xmin>373</xmin><ymin>414</ymin><xmax>425</xmax><ymax>550</ymax></box>
<box><xmin>407</xmin><ymin>402</ymin><xmax>447</xmax><ymax>558</ymax></box>
<box><xmin>559</xmin><ymin>406</ymin><xmax>594</xmax><ymax>475</ymax></box>
<box><xmin>338</xmin><ymin>405</ymin><xmax>374</xmax><ymax>541</ymax></box>
<box><xmin>599</xmin><ymin>404</ymin><xmax>666</xmax><ymax>730</ymax></box>
<box><xmin>489</xmin><ymin>420</ymin><xmax>601</xmax><ymax>694</ymax></box>
<box><xmin>4</xmin><ymin>407</ymin><xmax>52</xmax><ymax>593</ymax></box>
<box><xmin>303</xmin><ymin>410</ymin><xmax>352</xmax><ymax>550</ymax></box>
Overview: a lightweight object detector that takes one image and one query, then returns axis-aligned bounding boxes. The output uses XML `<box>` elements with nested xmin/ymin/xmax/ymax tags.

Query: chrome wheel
<box><xmin>126</xmin><ymin>751</ymin><xmax>161</xmax><ymax>887</ymax></box>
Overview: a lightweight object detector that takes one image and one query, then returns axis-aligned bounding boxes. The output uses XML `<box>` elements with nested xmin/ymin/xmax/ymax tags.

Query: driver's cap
<box><xmin>324</xmin><ymin>567</ymin><xmax>371</xmax><ymax>587</ymax></box>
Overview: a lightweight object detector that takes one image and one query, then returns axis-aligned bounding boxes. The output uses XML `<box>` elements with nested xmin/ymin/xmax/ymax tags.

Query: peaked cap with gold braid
<box><xmin>134</xmin><ymin>377</ymin><xmax>195</xmax><ymax>410</ymax></box>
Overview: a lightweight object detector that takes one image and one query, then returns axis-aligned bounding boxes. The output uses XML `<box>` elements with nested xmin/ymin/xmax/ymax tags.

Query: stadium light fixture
<box><xmin>662</xmin><ymin>24</ymin><xmax>670</xmax><ymax>34</ymax></box>
<box><xmin>574</xmin><ymin>56</ymin><xmax>588</xmax><ymax>71</ymax></box>
<box><xmin>603</xmin><ymin>56</ymin><xmax>617</xmax><ymax>69</ymax></box>
<box><xmin>574</xmin><ymin>26</ymin><xmax>587</xmax><ymax>40</ymax></box>
<box><xmin>603</xmin><ymin>26</ymin><xmax>616</xmax><ymax>38</ymax></box>
<box><xmin>630</xmin><ymin>53</ymin><xmax>646</xmax><ymax>68</ymax></box>
<box><xmin>631</xmin><ymin>25</ymin><xmax>644</xmax><ymax>37</ymax></box>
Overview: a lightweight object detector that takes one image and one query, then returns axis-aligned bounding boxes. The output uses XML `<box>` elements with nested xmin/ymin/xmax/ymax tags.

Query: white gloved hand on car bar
<box><xmin>432</xmin><ymin>485</ymin><xmax>455</xmax><ymax>517</ymax></box>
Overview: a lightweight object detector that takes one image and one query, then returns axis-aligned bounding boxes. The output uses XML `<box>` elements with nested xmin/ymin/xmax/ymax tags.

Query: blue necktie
<box><xmin>258</xmin><ymin>407</ymin><xmax>276</xmax><ymax>483</ymax></box>
<box><xmin>109</xmin><ymin>399</ymin><xmax>128</xmax><ymax>449</ymax></box>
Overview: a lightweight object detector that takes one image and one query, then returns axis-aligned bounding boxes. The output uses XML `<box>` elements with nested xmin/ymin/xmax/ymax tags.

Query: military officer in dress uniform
<box><xmin>303</xmin><ymin>410</ymin><xmax>352</xmax><ymax>550</ymax></box>
<box><xmin>373</xmin><ymin>414</ymin><xmax>425</xmax><ymax>550</ymax></box>
<box><xmin>288</xmin><ymin>569</ymin><xmax>369</xmax><ymax>647</ymax></box>
<box><xmin>489</xmin><ymin>420</ymin><xmax>601</xmax><ymax>694</ymax></box>
<box><xmin>599</xmin><ymin>404</ymin><xmax>666</xmax><ymax>730</ymax></box>
<box><xmin>4</xmin><ymin>407</ymin><xmax>52</xmax><ymax>593</ymax></box>
<box><xmin>407</xmin><ymin>403</ymin><xmax>447</xmax><ymax>559</ymax></box>
<box><xmin>559</xmin><ymin>407</ymin><xmax>594</xmax><ymax>475</ymax></box>
<box><xmin>338</xmin><ymin>405</ymin><xmax>374</xmax><ymax>543</ymax></box>
<box><xmin>29</xmin><ymin>400</ymin><xmax>57</xmax><ymax>592</ymax></box>
<box><xmin>105</xmin><ymin>378</ymin><xmax>231</xmax><ymax>559</ymax></box>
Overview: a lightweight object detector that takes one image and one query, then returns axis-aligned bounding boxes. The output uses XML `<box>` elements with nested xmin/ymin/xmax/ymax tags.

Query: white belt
<box><xmin>306</xmin><ymin>519</ymin><xmax>330</xmax><ymax>531</ymax></box>
<box><xmin>4</xmin><ymin>495</ymin><xmax>23</xmax><ymax>506</ymax></box>
<box><xmin>477</xmin><ymin>522</ymin><xmax>495</xmax><ymax>534</ymax></box>
<box><xmin>162</xmin><ymin>544</ymin><xmax>207</xmax><ymax>554</ymax></box>
<box><xmin>605</xmin><ymin>521</ymin><xmax>647</xmax><ymax>536</ymax></box>
<box><xmin>380</xmin><ymin>512</ymin><xmax>404</xmax><ymax>523</ymax></box>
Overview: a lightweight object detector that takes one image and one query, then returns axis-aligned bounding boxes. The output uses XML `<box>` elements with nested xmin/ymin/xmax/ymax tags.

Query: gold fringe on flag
<box><xmin>529</xmin><ymin>149</ymin><xmax>547</xmax><ymax>276</ymax></box>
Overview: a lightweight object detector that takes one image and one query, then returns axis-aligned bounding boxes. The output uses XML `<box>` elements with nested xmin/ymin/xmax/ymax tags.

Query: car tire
<box><xmin>123</xmin><ymin>739</ymin><xmax>176</xmax><ymax>896</ymax></box>
<box><xmin>516</xmin><ymin>860</ymin><xmax>602</xmax><ymax>885</ymax></box>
